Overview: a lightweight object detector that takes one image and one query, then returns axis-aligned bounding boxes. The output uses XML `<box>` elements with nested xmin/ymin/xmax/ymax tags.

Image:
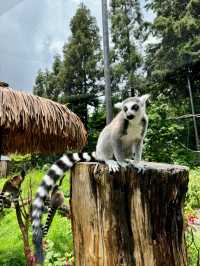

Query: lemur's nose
<box><xmin>127</xmin><ymin>114</ymin><xmax>135</xmax><ymax>120</ymax></box>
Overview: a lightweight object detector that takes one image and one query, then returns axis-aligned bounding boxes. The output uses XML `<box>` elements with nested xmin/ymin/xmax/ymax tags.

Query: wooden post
<box><xmin>70</xmin><ymin>162</ymin><xmax>189</xmax><ymax>266</ymax></box>
<box><xmin>187</xmin><ymin>68</ymin><xmax>200</xmax><ymax>157</ymax></box>
<box><xmin>101</xmin><ymin>0</ymin><xmax>113</xmax><ymax>124</ymax></box>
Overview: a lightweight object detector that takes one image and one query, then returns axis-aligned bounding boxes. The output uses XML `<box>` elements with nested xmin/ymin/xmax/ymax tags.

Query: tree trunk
<box><xmin>15</xmin><ymin>202</ymin><xmax>36</xmax><ymax>266</ymax></box>
<box><xmin>70</xmin><ymin>161</ymin><xmax>189</xmax><ymax>266</ymax></box>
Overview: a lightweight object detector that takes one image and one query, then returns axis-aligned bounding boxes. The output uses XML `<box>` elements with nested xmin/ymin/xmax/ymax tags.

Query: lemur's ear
<box><xmin>114</xmin><ymin>102</ymin><xmax>123</xmax><ymax>110</ymax></box>
<box><xmin>140</xmin><ymin>94</ymin><xmax>150</xmax><ymax>104</ymax></box>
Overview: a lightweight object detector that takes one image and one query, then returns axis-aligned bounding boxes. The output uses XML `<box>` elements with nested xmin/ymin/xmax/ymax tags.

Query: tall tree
<box><xmin>145</xmin><ymin>0</ymin><xmax>200</xmax><ymax>93</ymax></box>
<box><xmin>60</xmin><ymin>4</ymin><xmax>102</xmax><ymax>127</ymax></box>
<box><xmin>110</xmin><ymin>0</ymin><xmax>143</xmax><ymax>97</ymax></box>
<box><xmin>145</xmin><ymin>0</ymin><xmax>200</xmax><ymax>152</ymax></box>
<box><xmin>34</xmin><ymin>5</ymin><xmax>102</xmax><ymax>128</ymax></box>
<box><xmin>33</xmin><ymin>70</ymin><xmax>46</xmax><ymax>98</ymax></box>
<box><xmin>33</xmin><ymin>55</ymin><xmax>62</xmax><ymax>101</ymax></box>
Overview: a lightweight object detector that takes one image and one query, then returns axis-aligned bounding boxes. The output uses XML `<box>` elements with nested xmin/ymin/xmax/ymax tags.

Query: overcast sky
<box><xmin>0</xmin><ymin>0</ymin><xmax>154</xmax><ymax>93</ymax></box>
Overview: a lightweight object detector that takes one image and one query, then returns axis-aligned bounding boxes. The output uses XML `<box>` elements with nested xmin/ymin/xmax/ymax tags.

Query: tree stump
<box><xmin>70</xmin><ymin>161</ymin><xmax>189</xmax><ymax>266</ymax></box>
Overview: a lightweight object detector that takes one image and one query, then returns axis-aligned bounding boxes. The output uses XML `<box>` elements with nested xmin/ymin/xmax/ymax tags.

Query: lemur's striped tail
<box><xmin>42</xmin><ymin>188</ymin><xmax>64</xmax><ymax>237</ymax></box>
<box><xmin>0</xmin><ymin>193</ymin><xmax>7</xmax><ymax>211</ymax></box>
<box><xmin>0</xmin><ymin>193</ymin><xmax>21</xmax><ymax>211</ymax></box>
<box><xmin>42</xmin><ymin>207</ymin><xmax>57</xmax><ymax>237</ymax></box>
<box><xmin>32</xmin><ymin>152</ymin><xmax>96</xmax><ymax>265</ymax></box>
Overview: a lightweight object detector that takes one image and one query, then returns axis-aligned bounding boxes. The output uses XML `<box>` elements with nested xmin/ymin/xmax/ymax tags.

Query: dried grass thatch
<box><xmin>0</xmin><ymin>86</ymin><xmax>87</xmax><ymax>155</ymax></box>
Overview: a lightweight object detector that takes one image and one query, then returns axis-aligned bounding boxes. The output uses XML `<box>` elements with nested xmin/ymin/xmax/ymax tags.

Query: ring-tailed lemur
<box><xmin>42</xmin><ymin>185</ymin><xmax>64</xmax><ymax>237</ymax></box>
<box><xmin>0</xmin><ymin>170</ymin><xmax>25</xmax><ymax>211</ymax></box>
<box><xmin>32</xmin><ymin>94</ymin><xmax>150</xmax><ymax>264</ymax></box>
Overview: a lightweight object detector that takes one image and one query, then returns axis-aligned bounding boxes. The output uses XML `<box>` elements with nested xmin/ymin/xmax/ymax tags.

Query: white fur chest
<box><xmin>121</xmin><ymin>121</ymin><xmax>142</xmax><ymax>146</ymax></box>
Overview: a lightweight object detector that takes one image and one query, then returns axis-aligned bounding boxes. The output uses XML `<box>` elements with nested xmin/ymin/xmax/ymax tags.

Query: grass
<box><xmin>185</xmin><ymin>167</ymin><xmax>200</xmax><ymax>209</ymax></box>
<box><xmin>185</xmin><ymin>167</ymin><xmax>200</xmax><ymax>266</ymax></box>
<box><xmin>0</xmin><ymin>210</ymin><xmax>25</xmax><ymax>266</ymax></box>
<box><xmin>0</xmin><ymin>168</ymin><xmax>72</xmax><ymax>266</ymax></box>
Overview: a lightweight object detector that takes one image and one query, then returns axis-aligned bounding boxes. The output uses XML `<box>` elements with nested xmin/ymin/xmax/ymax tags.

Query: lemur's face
<box><xmin>122</xmin><ymin>100</ymin><xmax>141</xmax><ymax>120</ymax></box>
<box><xmin>115</xmin><ymin>94</ymin><xmax>150</xmax><ymax>121</ymax></box>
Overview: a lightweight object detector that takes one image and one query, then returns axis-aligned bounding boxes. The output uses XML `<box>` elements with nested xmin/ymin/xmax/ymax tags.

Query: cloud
<box><xmin>0</xmin><ymin>0</ymin><xmax>68</xmax><ymax>91</ymax></box>
<box><xmin>0</xmin><ymin>0</ymin><xmax>103</xmax><ymax>92</ymax></box>
<box><xmin>0</xmin><ymin>0</ymin><xmax>153</xmax><ymax>93</ymax></box>
<box><xmin>0</xmin><ymin>0</ymin><xmax>25</xmax><ymax>16</ymax></box>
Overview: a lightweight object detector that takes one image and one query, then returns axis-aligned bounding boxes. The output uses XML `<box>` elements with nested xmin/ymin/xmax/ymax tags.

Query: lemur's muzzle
<box><xmin>127</xmin><ymin>114</ymin><xmax>135</xmax><ymax>120</ymax></box>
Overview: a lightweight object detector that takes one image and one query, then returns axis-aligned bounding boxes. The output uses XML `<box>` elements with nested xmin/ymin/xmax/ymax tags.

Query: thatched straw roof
<box><xmin>0</xmin><ymin>85</ymin><xmax>87</xmax><ymax>155</ymax></box>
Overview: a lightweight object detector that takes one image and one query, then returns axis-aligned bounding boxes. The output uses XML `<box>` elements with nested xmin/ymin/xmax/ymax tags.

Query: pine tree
<box><xmin>145</xmin><ymin>0</ymin><xmax>200</xmax><ymax>86</ymax></box>
<box><xmin>33</xmin><ymin>70</ymin><xmax>46</xmax><ymax>97</ymax></box>
<box><xmin>33</xmin><ymin>4</ymin><xmax>102</xmax><ymax>128</ymax></box>
<box><xmin>145</xmin><ymin>0</ymin><xmax>200</xmax><ymax>152</ymax></box>
<box><xmin>33</xmin><ymin>55</ymin><xmax>62</xmax><ymax>101</ymax></box>
<box><xmin>60</xmin><ymin>4</ymin><xmax>102</xmax><ymax>127</ymax></box>
<box><xmin>110</xmin><ymin>0</ymin><xmax>143</xmax><ymax>97</ymax></box>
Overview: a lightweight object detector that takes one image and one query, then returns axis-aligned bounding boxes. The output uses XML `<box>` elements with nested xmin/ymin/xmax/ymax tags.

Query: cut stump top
<box><xmin>79</xmin><ymin>160</ymin><xmax>189</xmax><ymax>177</ymax></box>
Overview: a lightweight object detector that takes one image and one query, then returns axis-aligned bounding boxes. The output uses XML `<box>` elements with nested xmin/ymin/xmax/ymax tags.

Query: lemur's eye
<box><xmin>123</xmin><ymin>106</ymin><xmax>128</xmax><ymax>112</ymax></box>
<box><xmin>131</xmin><ymin>104</ymin><xmax>139</xmax><ymax>111</ymax></box>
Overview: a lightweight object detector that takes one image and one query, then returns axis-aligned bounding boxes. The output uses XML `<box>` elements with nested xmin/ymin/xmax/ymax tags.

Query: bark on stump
<box><xmin>70</xmin><ymin>161</ymin><xmax>189</xmax><ymax>266</ymax></box>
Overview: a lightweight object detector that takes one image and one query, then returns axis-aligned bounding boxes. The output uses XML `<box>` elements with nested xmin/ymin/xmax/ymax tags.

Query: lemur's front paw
<box><xmin>118</xmin><ymin>161</ymin><xmax>129</xmax><ymax>169</ymax></box>
<box><xmin>105</xmin><ymin>160</ymin><xmax>120</xmax><ymax>173</ymax></box>
<box><xmin>134</xmin><ymin>162</ymin><xmax>145</xmax><ymax>174</ymax></box>
<box><xmin>125</xmin><ymin>159</ymin><xmax>135</xmax><ymax>165</ymax></box>
<box><xmin>125</xmin><ymin>160</ymin><xmax>146</xmax><ymax>174</ymax></box>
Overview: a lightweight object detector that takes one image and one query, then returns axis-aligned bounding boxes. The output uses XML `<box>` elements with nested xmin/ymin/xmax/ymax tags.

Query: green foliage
<box><xmin>185</xmin><ymin>167</ymin><xmax>200</xmax><ymax>209</ymax></box>
<box><xmin>9</xmin><ymin>154</ymin><xmax>32</xmax><ymax>175</ymax></box>
<box><xmin>0</xmin><ymin>210</ymin><xmax>25</xmax><ymax>266</ymax></box>
<box><xmin>144</xmin><ymin>0</ymin><xmax>200</xmax><ymax>164</ymax></box>
<box><xmin>110</xmin><ymin>0</ymin><xmax>144</xmax><ymax>96</ymax></box>
<box><xmin>148</xmin><ymin>0</ymin><xmax>197</xmax><ymax>70</ymax></box>
<box><xmin>87</xmin><ymin>107</ymin><xmax>106</xmax><ymax>151</ymax></box>
<box><xmin>10</xmin><ymin>154</ymin><xmax>32</xmax><ymax>162</ymax></box>
<box><xmin>44</xmin><ymin>240</ymin><xmax>66</xmax><ymax>266</ymax></box>
<box><xmin>145</xmin><ymin>0</ymin><xmax>200</xmax><ymax>91</ymax></box>
<box><xmin>0</xmin><ymin>168</ymin><xmax>72</xmax><ymax>266</ymax></box>
<box><xmin>185</xmin><ymin>228</ymin><xmax>200</xmax><ymax>266</ymax></box>
<box><xmin>7</xmin><ymin>154</ymin><xmax>60</xmax><ymax>175</ymax></box>
<box><xmin>45</xmin><ymin>240</ymin><xmax>73</xmax><ymax>266</ymax></box>
<box><xmin>0</xmin><ymin>209</ymin><xmax>72</xmax><ymax>266</ymax></box>
<box><xmin>60</xmin><ymin>4</ymin><xmax>102</xmax><ymax>126</ymax></box>
<box><xmin>33</xmin><ymin>55</ymin><xmax>62</xmax><ymax>101</ymax></box>
<box><xmin>185</xmin><ymin>168</ymin><xmax>200</xmax><ymax>266</ymax></box>
<box><xmin>144</xmin><ymin>96</ymin><xmax>191</xmax><ymax>164</ymax></box>
<box><xmin>30</xmin><ymin>154</ymin><xmax>61</xmax><ymax>169</ymax></box>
